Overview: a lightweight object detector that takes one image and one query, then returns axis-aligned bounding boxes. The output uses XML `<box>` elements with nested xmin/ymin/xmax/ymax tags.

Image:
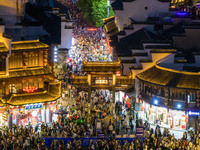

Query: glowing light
<box><xmin>188</xmin><ymin>111</ymin><xmax>200</xmax><ymax>116</ymax></box>
<box><xmin>32</xmin><ymin>111</ymin><xmax>37</xmax><ymax>117</ymax></box>
<box><xmin>177</xmin><ymin>104</ymin><xmax>181</xmax><ymax>109</ymax></box>
<box><xmin>87</xmin><ymin>28</ymin><xmax>97</xmax><ymax>31</ymax></box>
<box><xmin>116</xmin><ymin>72</ymin><xmax>121</xmax><ymax>77</ymax></box>
<box><xmin>54</xmin><ymin>46</ymin><xmax>58</xmax><ymax>62</ymax></box>
<box><xmin>154</xmin><ymin>99</ymin><xmax>158</xmax><ymax>105</ymax></box>
<box><xmin>54</xmin><ymin>47</ymin><xmax>57</xmax><ymax>51</ymax></box>
<box><xmin>177</xmin><ymin>12</ymin><xmax>188</xmax><ymax>16</ymax></box>
<box><xmin>23</xmin><ymin>86</ymin><xmax>38</xmax><ymax>93</ymax></box>
<box><xmin>71</xmin><ymin>37</ymin><xmax>75</xmax><ymax>46</ymax></box>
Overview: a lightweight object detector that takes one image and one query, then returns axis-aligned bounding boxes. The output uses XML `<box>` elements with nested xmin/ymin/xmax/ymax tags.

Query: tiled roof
<box><xmin>116</xmin><ymin>28</ymin><xmax>160</xmax><ymax>56</ymax></box>
<box><xmin>0</xmin><ymin>66</ymin><xmax>52</xmax><ymax>79</ymax></box>
<box><xmin>83</xmin><ymin>60</ymin><xmax>121</xmax><ymax>72</ymax></box>
<box><xmin>11</xmin><ymin>40</ymin><xmax>49</xmax><ymax>51</ymax></box>
<box><xmin>7</xmin><ymin>92</ymin><xmax>59</xmax><ymax>106</ymax></box>
<box><xmin>137</xmin><ymin>65</ymin><xmax>200</xmax><ymax>90</ymax></box>
<box><xmin>103</xmin><ymin>16</ymin><xmax>119</xmax><ymax>37</ymax></box>
<box><xmin>163</xmin><ymin>22</ymin><xmax>185</xmax><ymax>40</ymax></box>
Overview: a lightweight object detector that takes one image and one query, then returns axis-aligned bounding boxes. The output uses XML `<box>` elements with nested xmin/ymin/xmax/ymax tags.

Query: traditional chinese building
<box><xmin>0</xmin><ymin>27</ymin><xmax>61</xmax><ymax>127</ymax></box>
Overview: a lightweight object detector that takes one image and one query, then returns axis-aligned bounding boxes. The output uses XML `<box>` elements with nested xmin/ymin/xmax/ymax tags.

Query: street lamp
<box><xmin>107</xmin><ymin>0</ymin><xmax>110</xmax><ymax>18</ymax></box>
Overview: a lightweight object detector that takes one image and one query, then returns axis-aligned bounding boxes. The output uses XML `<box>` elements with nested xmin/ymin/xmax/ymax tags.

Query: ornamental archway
<box><xmin>71</xmin><ymin>60</ymin><xmax>133</xmax><ymax>105</ymax></box>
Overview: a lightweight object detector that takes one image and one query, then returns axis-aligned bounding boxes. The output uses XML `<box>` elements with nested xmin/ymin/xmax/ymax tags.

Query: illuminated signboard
<box><xmin>26</xmin><ymin>104</ymin><xmax>43</xmax><ymax>110</ymax></box>
<box><xmin>188</xmin><ymin>111</ymin><xmax>200</xmax><ymax>116</ymax></box>
<box><xmin>95</xmin><ymin>80</ymin><xmax>108</xmax><ymax>84</ymax></box>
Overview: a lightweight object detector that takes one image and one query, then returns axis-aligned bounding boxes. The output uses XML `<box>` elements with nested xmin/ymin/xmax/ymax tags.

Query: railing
<box><xmin>42</xmin><ymin>137</ymin><xmax>145</xmax><ymax>148</ymax></box>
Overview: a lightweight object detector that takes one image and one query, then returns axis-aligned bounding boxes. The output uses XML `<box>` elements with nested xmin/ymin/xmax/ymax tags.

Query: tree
<box><xmin>78</xmin><ymin>0</ymin><xmax>114</xmax><ymax>27</ymax></box>
<box><xmin>62</xmin><ymin>63</ymin><xmax>67</xmax><ymax>73</ymax></box>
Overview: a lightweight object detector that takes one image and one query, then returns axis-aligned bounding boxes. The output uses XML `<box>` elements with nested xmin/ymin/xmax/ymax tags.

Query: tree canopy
<box><xmin>78</xmin><ymin>0</ymin><xmax>114</xmax><ymax>27</ymax></box>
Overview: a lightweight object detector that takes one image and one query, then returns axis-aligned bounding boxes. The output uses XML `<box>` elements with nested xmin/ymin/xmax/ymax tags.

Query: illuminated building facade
<box><xmin>0</xmin><ymin>26</ymin><xmax>61</xmax><ymax>127</ymax></box>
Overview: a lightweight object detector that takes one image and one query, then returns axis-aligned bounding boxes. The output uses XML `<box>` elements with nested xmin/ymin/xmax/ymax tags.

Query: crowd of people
<box><xmin>1</xmin><ymin>120</ymin><xmax>200</xmax><ymax>149</ymax></box>
<box><xmin>1</xmin><ymin>0</ymin><xmax>200</xmax><ymax>150</ymax></box>
<box><xmin>64</xmin><ymin>0</ymin><xmax>112</xmax><ymax>76</ymax></box>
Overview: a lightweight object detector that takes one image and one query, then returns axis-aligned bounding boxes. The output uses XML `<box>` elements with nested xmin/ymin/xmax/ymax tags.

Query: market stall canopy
<box><xmin>54</xmin><ymin>109</ymin><xmax>68</xmax><ymax>115</ymax></box>
<box><xmin>137</xmin><ymin>65</ymin><xmax>200</xmax><ymax>90</ymax></box>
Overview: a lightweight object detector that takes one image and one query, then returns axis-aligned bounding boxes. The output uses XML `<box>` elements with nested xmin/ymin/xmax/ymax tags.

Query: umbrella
<box><xmin>54</xmin><ymin>109</ymin><xmax>68</xmax><ymax>115</ymax></box>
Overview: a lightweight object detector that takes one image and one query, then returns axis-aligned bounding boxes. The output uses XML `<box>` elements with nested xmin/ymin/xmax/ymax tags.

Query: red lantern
<box><xmin>50</xmin><ymin>102</ymin><xmax>53</xmax><ymax>105</ymax></box>
<box><xmin>149</xmin><ymin>109</ymin><xmax>152</xmax><ymax>115</ymax></box>
<box><xmin>13</xmin><ymin>106</ymin><xmax>16</xmax><ymax>109</ymax></box>
<box><xmin>141</xmin><ymin>105</ymin><xmax>144</xmax><ymax>111</ymax></box>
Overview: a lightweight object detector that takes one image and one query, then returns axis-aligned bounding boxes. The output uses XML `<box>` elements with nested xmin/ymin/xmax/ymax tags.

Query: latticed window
<box><xmin>27</xmin><ymin>51</ymin><xmax>38</xmax><ymax>67</ymax></box>
<box><xmin>9</xmin><ymin>53</ymin><xmax>23</xmax><ymax>69</ymax></box>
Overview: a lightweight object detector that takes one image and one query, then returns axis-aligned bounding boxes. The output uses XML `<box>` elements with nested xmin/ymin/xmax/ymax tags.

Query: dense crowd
<box><xmin>1</xmin><ymin>120</ymin><xmax>200</xmax><ymax>149</ymax></box>
<box><xmin>1</xmin><ymin>0</ymin><xmax>200</xmax><ymax>150</ymax></box>
<box><xmin>64</xmin><ymin>0</ymin><xmax>112</xmax><ymax>76</ymax></box>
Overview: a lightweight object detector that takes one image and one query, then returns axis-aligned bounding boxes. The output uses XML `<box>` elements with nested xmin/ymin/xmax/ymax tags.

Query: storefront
<box><xmin>11</xmin><ymin>101</ymin><xmax>58</xmax><ymax>127</ymax></box>
<box><xmin>138</xmin><ymin>101</ymin><xmax>187</xmax><ymax>130</ymax></box>
<box><xmin>188</xmin><ymin>111</ymin><xmax>200</xmax><ymax>132</ymax></box>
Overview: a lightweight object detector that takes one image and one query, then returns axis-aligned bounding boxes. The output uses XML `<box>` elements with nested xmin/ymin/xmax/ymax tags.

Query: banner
<box><xmin>136</xmin><ymin>126</ymin><xmax>144</xmax><ymax>137</ymax></box>
<box><xmin>42</xmin><ymin>137</ymin><xmax>146</xmax><ymax>147</ymax></box>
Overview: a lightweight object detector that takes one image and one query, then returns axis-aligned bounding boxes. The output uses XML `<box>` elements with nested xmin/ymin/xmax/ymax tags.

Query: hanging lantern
<box><xmin>50</xmin><ymin>102</ymin><xmax>53</xmax><ymax>105</ymax></box>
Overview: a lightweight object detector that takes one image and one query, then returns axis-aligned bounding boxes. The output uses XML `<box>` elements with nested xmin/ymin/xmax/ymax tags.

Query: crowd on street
<box><xmin>1</xmin><ymin>0</ymin><xmax>200</xmax><ymax>150</ymax></box>
<box><xmin>65</xmin><ymin>0</ymin><xmax>112</xmax><ymax>76</ymax></box>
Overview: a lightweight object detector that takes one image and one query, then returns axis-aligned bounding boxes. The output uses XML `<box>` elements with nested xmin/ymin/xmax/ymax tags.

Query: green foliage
<box><xmin>78</xmin><ymin>0</ymin><xmax>115</xmax><ymax>27</ymax></box>
<box><xmin>62</xmin><ymin>63</ymin><xmax>67</xmax><ymax>73</ymax></box>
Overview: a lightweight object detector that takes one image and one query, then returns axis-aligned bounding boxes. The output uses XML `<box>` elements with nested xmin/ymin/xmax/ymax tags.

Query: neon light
<box><xmin>177</xmin><ymin>12</ymin><xmax>188</xmax><ymax>16</ymax></box>
<box><xmin>188</xmin><ymin>111</ymin><xmax>200</xmax><ymax>116</ymax></box>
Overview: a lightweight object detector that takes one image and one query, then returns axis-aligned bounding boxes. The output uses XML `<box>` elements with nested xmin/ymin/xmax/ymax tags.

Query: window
<box><xmin>9</xmin><ymin>84</ymin><xmax>22</xmax><ymax>94</ymax></box>
<box><xmin>0</xmin><ymin>88</ymin><xmax>5</xmax><ymax>97</ymax></box>
<box><xmin>189</xmin><ymin>93</ymin><xmax>196</xmax><ymax>103</ymax></box>
<box><xmin>0</xmin><ymin>58</ymin><xmax>6</xmax><ymax>71</ymax></box>
<box><xmin>27</xmin><ymin>51</ymin><xmax>38</xmax><ymax>67</ymax></box>
<box><xmin>9</xmin><ymin>53</ymin><xmax>23</xmax><ymax>69</ymax></box>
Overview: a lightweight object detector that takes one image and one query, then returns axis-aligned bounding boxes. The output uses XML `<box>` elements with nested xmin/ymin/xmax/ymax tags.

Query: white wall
<box><xmin>60</xmin><ymin>21</ymin><xmax>73</xmax><ymax>50</ymax></box>
<box><xmin>114</xmin><ymin>0</ymin><xmax>170</xmax><ymax>30</ymax></box>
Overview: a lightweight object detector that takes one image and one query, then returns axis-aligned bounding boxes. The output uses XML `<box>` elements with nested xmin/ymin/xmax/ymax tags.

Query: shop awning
<box><xmin>0</xmin><ymin>66</ymin><xmax>52</xmax><ymax>79</ymax></box>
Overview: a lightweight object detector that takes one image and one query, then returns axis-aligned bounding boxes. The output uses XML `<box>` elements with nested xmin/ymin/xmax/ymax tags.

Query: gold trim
<box><xmin>155</xmin><ymin>64</ymin><xmax>200</xmax><ymax>75</ymax></box>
